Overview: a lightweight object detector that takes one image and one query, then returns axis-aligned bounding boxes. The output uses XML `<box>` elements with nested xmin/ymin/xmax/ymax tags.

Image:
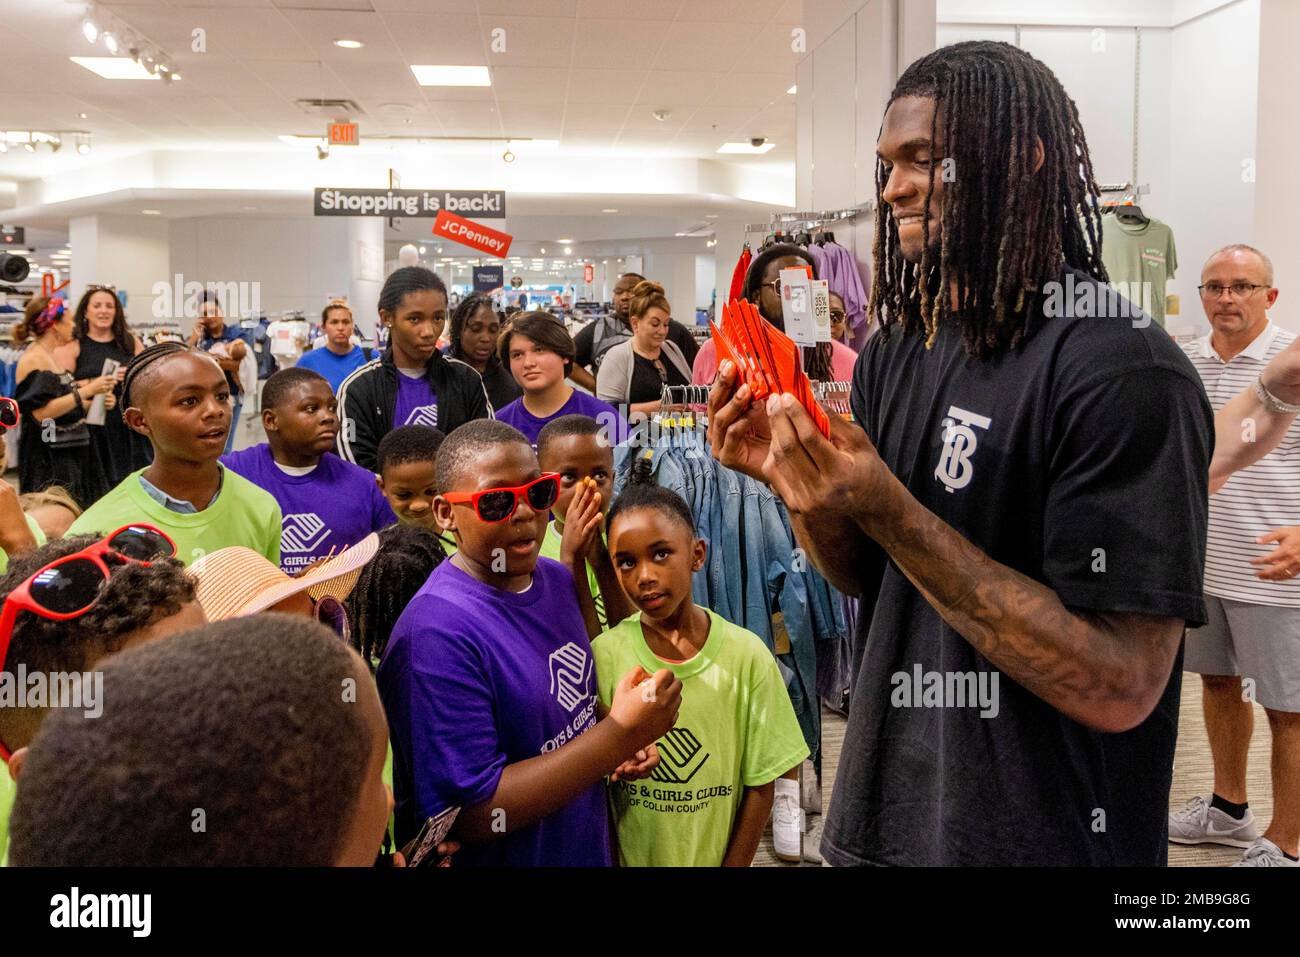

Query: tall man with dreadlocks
<box><xmin>709</xmin><ymin>41</ymin><xmax>1213</xmax><ymax>866</ymax></box>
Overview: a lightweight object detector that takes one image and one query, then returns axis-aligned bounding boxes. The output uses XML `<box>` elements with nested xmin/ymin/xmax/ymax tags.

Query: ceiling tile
<box><xmin>634</xmin><ymin>71</ymin><xmax>724</xmax><ymax>107</ymax></box>
<box><xmin>564</xmin><ymin>68</ymin><xmax>647</xmax><ymax>104</ymax></box>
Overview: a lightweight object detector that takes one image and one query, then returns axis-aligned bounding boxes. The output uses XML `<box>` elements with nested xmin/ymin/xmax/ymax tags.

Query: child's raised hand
<box><xmin>559</xmin><ymin>477</ymin><xmax>603</xmax><ymax>566</ymax></box>
<box><xmin>608</xmin><ymin>666</ymin><xmax>681</xmax><ymax>752</ymax></box>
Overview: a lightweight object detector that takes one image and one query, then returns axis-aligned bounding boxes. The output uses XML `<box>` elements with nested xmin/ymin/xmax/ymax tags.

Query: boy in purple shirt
<box><xmin>223</xmin><ymin>368</ymin><xmax>394</xmax><ymax>575</ymax></box>
<box><xmin>377</xmin><ymin>420</ymin><xmax>681</xmax><ymax>866</ymax></box>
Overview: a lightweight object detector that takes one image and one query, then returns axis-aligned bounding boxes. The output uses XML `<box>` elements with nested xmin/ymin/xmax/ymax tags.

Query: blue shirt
<box><xmin>296</xmin><ymin>345</ymin><xmax>371</xmax><ymax>393</ymax></box>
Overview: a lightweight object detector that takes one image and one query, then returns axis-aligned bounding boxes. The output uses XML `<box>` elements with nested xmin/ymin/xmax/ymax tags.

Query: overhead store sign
<box><xmin>327</xmin><ymin>122</ymin><xmax>359</xmax><ymax>145</ymax></box>
<box><xmin>583</xmin><ymin>263</ymin><xmax>594</xmax><ymax>283</ymax></box>
<box><xmin>432</xmin><ymin>209</ymin><xmax>513</xmax><ymax>257</ymax></box>
<box><xmin>473</xmin><ymin>265</ymin><xmax>504</xmax><ymax>292</ymax></box>
<box><xmin>313</xmin><ymin>188</ymin><xmax>506</xmax><ymax>218</ymax></box>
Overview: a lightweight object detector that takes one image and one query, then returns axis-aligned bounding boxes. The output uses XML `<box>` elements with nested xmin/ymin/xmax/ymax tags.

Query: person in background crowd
<box><xmin>494</xmin><ymin>312</ymin><xmax>627</xmax><ymax>448</ymax></box>
<box><xmin>377</xmin><ymin>420</ymin><xmax>678</xmax><ymax>865</ymax></box>
<box><xmin>222</xmin><ymin>368</ymin><xmax>394</xmax><ymax>577</ymax></box>
<box><xmin>829</xmin><ymin>291</ymin><xmax>850</xmax><ymax>346</ymax></box>
<box><xmin>709</xmin><ymin>40</ymin><xmax>1212</xmax><ymax>867</ymax></box>
<box><xmin>69</xmin><ymin>286</ymin><xmax>152</xmax><ymax>491</ymax></box>
<box><xmin>13</xmin><ymin>297</ymin><xmax>115</xmax><ymax>506</ymax></box>
<box><xmin>0</xmin><ymin>529</ymin><xmax>204</xmax><ymax>863</ymax></box>
<box><xmin>336</xmin><ymin>267</ymin><xmax>490</xmax><ymax>473</ymax></box>
<box><xmin>7</xmin><ymin>615</ymin><xmax>392</xmax><ymax>866</ymax></box>
<box><xmin>347</xmin><ymin>523</ymin><xmax>449</xmax><ymax>670</ymax></box>
<box><xmin>447</xmin><ymin>294</ymin><xmax>521</xmax><ymax>411</ymax></box>
<box><xmin>536</xmin><ymin>414</ymin><xmax>632</xmax><ymax>637</ymax></box>
<box><xmin>296</xmin><ymin>301</ymin><xmax>372</xmax><ymax>394</ymax></box>
<box><xmin>67</xmin><ymin>343</ymin><xmax>281</xmax><ymax>567</ymax></box>
<box><xmin>18</xmin><ymin>487</ymin><xmax>80</xmax><ymax>541</ymax></box>
<box><xmin>188</xmin><ymin>292</ymin><xmax>252</xmax><ymax>455</ymax></box>
<box><xmin>595</xmin><ymin>467</ymin><xmax>809</xmax><ymax>866</ymax></box>
<box><xmin>574</xmin><ymin>272</ymin><xmax>700</xmax><ymax>387</ymax></box>
<box><xmin>1169</xmin><ymin>244</ymin><xmax>1300</xmax><ymax>867</ymax></box>
<box><xmin>596</xmin><ymin>280</ymin><xmax>693</xmax><ymax>419</ymax></box>
<box><xmin>692</xmin><ymin>245</ymin><xmax>856</xmax><ymax>387</ymax></box>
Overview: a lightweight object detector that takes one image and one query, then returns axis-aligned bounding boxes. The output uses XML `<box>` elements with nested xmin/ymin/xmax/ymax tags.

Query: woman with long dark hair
<box><xmin>448</xmin><ymin>294</ymin><xmax>521</xmax><ymax>411</ymax></box>
<box><xmin>69</xmin><ymin>286</ymin><xmax>152</xmax><ymax>490</ymax></box>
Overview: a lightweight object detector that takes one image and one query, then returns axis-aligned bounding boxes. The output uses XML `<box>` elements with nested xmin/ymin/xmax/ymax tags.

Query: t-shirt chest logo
<box><xmin>281</xmin><ymin>513</ymin><xmax>331</xmax><ymax>553</ymax></box>
<box><xmin>934</xmin><ymin>406</ymin><xmax>992</xmax><ymax>493</ymax></box>
<box><xmin>547</xmin><ymin>642</ymin><xmax>593</xmax><ymax>711</ymax></box>
<box><xmin>404</xmin><ymin>404</ymin><xmax>439</xmax><ymax>428</ymax></box>
<box><xmin>650</xmin><ymin>726</ymin><xmax>710</xmax><ymax>784</ymax></box>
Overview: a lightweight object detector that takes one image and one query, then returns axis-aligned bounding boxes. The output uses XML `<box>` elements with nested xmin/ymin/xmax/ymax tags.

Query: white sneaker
<box><xmin>1168</xmin><ymin>795</ymin><xmax>1258</xmax><ymax>848</ymax></box>
<box><xmin>772</xmin><ymin>780</ymin><xmax>802</xmax><ymax>863</ymax></box>
<box><xmin>1232</xmin><ymin>837</ymin><xmax>1299</xmax><ymax>867</ymax></box>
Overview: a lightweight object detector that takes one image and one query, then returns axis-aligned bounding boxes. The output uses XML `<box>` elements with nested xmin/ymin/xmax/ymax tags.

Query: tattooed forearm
<box><xmin>864</xmin><ymin>473</ymin><xmax>1182</xmax><ymax>732</ymax></box>
<box><xmin>788</xmin><ymin>509</ymin><xmax>867</xmax><ymax>597</ymax></box>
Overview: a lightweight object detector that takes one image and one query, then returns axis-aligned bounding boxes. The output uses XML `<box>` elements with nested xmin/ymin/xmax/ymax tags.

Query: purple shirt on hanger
<box><xmin>393</xmin><ymin>370</ymin><xmax>440</xmax><ymax>429</ymax></box>
<box><xmin>222</xmin><ymin>443</ymin><xmax>394</xmax><ymax>574</ymax></box>
<box><xmin>377</xmin><ymin>557</ymin><xmax>612</xmax><ymax>867</ymax></box>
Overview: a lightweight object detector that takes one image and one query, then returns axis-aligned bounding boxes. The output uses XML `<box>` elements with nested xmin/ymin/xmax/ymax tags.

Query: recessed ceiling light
<box><xmin>557</xmin><ymin>238</ymin><xmax>573</xmax><ymax>243</ymax></box>
<box><xmin>602</xmin><ymin>208</ymin><xmax>619</xmax><ymax>214</ymax></box>
<box><xmin>141</xmin><ymin>209</ymin><xmax>161</xmax><ymax>215</ymax></box>
<box><xmin>70</xmin><ymin>57</ymin><xmax>160</xmax><ymax>80</ymax></box>
<box><xmin>410</xmin><ymin>64</ymin><xmax>491</xmax><ymax>87</ymax></box>
<box><xmin>102</xmin><ymin>31</ymin><xmax>119</xmax><ymax>55</ymax></box>
<box><xmin>563</xmin><ymin>247</ymin><xmax>572</xmax><ymax>254</ymax></box>
<box><xmin>82</xmin><ymin>17</ymin><xmax>100</xmax><ymax>45</ymax></box>
<box><xmin>717</xmin><ymin>141</ymin><xmax>775</xmax><ymax>154</ymax></box>
<box><xmin>705</xmin><ymin>214</ymin><xmax>719</xmax><ymax>219</ymax></box>
<box><xmin>419</xmin><ymin>246</ymin><xmax>426</xmax><ymax>254</ymax></box>
<box><xmin>78</xmin><ymin>112</ymin><xmax>89</xmax><ymax>120</ymax></box>
<box><xmin>787</xmin><ymin>85</ymin><xmax>797</xmax><ymax>94</ymax></box>
<box><xmin>334</xmin><ymin>39</ymin><xmax>364</xmax><ymax>49</ymax></box>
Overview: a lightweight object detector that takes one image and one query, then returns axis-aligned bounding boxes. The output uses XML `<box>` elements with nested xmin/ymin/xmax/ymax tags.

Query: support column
<box><xmin>69</xmin><ymin>214</ymin><xmax>170</xmax><ymax>317</ymax></box>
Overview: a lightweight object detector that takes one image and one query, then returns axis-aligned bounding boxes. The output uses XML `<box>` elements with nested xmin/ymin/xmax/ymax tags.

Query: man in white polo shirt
<box><xmin>1172</xmin><ymin>243</ymin><xmax>1300</xmax><ymax>867</ymax></box>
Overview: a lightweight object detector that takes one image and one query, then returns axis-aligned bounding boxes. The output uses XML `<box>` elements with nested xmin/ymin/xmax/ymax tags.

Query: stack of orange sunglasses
<box><xmin>709</xmin><ymin>297</ymin><xmax>831</xmax><ymax>438</ymax></box>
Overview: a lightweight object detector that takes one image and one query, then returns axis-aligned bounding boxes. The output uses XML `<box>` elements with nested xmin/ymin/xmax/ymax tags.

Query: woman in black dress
<box><xmin>12</xmin><ymin>297</ymin><xmax>117</xmax><ymax>506</ymax></box>
<box><xmin>69</xmin><ymin>286</ymin><xmax>150</xmax><ymax>490</ymax></box>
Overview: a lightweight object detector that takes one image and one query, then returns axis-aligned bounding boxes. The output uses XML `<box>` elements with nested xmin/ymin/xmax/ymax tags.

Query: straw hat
<box><xmin>189</xmin><ymin>533</ymin><xmax>380</xmax><ymax>622</ymax></box>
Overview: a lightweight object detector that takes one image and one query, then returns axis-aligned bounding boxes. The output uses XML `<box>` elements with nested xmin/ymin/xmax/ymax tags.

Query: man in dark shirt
<box><xmin>709</xmin><ymin>41</ymin><xmax>1212</xmax><ymax>866</ymax></box>
<box><xmin>572</xmin><ymin>272</ymin><xmax>700</xmax><ymax>387</ymax></box>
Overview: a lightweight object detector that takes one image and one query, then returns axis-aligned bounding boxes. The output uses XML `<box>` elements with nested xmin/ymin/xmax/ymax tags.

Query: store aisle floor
<box><xmin>753</xmin><ymin>677</ymin><xmax>1276</xmax><ymax>867</ymax></box>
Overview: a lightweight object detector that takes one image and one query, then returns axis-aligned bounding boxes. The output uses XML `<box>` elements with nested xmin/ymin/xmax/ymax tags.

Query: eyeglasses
<box><xmin>828</xmin><ymin>310</ymin><xmax>847</xmax><ymax>322</ymax></box>
<box><xmin>0</xmin><ymin>397</ymin><xmax>18</xmax><ymax>430</ymax></box>
<box><xmin>314</xmin><ymin>595</ymin><xmax>350</xmax><ymax>641</ymax></box>
<box><xmin>759</xmin><ymin>279</ymin><xmax>783</xmax><ymax>295</ymax></box>
<box><xmin>1198</xmin><ymin>283</ymin><xmax>1269</xmax><ymax>299</ymax></box>
<box><xmin>444</xmin><ymin>473</ymin><xmax>560</xmax><ymax>523</ymax></box>
<box><xmin>0</xmin><ymin>524</ymin><xmax>176</xmax><ymax>763</ymax></box>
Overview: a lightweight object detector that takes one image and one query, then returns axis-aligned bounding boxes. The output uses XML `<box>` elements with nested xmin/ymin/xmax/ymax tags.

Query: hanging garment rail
<box><xmin>745</xmin><ymin>201</ymin><xmax>875</xmax><ymax>235</ymax></box>
<box><xmin>1098</xmin><ymin>182</ymin><xmax>1150</xmax><ymax>197</ymax></box>
<box><xmin>661</xmin><ymin>384</ymin><xmax>712</xmax><ymax>409</ymax></box>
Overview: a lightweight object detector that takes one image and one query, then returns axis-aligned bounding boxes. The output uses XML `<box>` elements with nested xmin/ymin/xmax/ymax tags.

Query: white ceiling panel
<box><xmin>571</xmin><ymin>19</ymin><xmax>655</xmax><ymax>69</ymax></box>
<box><xmin>634</xmin><ymin>71</ymin><xmax>725</xmax><ymax>107</ymax></box>
<box><xmin>564</xmin><ymin>68</ymin><xmax>648</xmax><ymax>104</ymax></box>
<box><xmin>483</xmin><ymin>16</ymin><xmax>579</xmax><ymax>68</ymax></box>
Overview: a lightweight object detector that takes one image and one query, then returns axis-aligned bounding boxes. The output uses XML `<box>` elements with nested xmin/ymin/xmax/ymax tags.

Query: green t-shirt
<box><xmin>66</xmin><ymin>468</ymin><xmax>281</xmax><ymax>567</ymax></box>
<box><xmin>1100</xmin><ymin>214</ymin><xmax>1178</xmax><ymax>327</ymax></box>
<box><xmin>538</xmin><ymin>521</ymin><xmax>606</xmax><ymax>629</ymax></box>
<box><xmin>0</xmin><ymin>514</ymin><xmax>48</xmax><ymax>576</ymax></box>
<box><xmin>0</xmin><ymin>767</ymin><xmax>12</xmax><ymax>865</ymax></box>
<box><xmin>593</xmin><ymin>608</ymin><xmax>809</xmax><ymax>867</ymax></box>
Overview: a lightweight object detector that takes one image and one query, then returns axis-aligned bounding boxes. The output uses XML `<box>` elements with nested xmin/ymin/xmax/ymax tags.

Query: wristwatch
<box><xmin>1254</xmin><ymin>375</ymin><xmax>1300</xmax><ymax>414</ymax></box>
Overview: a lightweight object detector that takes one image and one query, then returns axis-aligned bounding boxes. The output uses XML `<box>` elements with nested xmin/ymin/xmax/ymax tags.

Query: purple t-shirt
<box><xmin>377</xmin><ymin>557</ymin><xmax>611</xmax><ymax>867</ymax></box>
<box><xmin>494</xmin><ymin>389</ymin><xmax>628</xmax><ymax>448</ymax></box>
<box><xmin>222</xmin><ymin>444</ymin><xmax>395</xmax><ymax>574</ymax></box>
<box><xmin>393</xmin><ymin>369</ymin><xmax>439</xmax><ymax>429</ymax></box>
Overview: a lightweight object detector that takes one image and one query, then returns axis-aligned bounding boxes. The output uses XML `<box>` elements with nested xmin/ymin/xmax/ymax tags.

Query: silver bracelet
<box><xmin>1254</xmin><ymin>375</ymin><xmax>1300</xmax><ymax>414</ymax></box>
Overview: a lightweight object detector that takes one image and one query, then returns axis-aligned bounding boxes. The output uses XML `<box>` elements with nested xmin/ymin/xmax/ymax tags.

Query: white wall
<box><xmin>69</xmin><ymin>214</ymin><xmax>170</xmax><ymax>318</ymax></box>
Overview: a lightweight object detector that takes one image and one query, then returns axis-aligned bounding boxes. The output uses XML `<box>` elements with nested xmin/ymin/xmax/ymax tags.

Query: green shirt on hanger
<box><xmin>1100</xmin><ymin>214</ymin><xmax>1178</xmax><ymax>327</ymax></box>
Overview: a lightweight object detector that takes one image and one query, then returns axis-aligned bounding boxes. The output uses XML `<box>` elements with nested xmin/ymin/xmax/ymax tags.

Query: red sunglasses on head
<box><xmin>444</xmin><ymin>473</ymin><xmax>560</xmax><ymax>524</ymax></box>
<box><xmin>0</xmin><ymin>524</ymin><xmax>176</xmax><ymax>763</ymax></box>
<box><xmin>0</xmin><ymin>397</ymin><xmax>18</xmax><ymax>431</ymax></box>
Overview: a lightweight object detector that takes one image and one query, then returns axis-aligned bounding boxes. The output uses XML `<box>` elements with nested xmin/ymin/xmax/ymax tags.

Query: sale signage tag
<box><xmin>432</xmin><ymin>210</ymin><xmax>513</xmax><ymax>257</ymax></box>
<box><xmin>811</xmin><ymin>279</ymin><xmax>832</xmax><ymax>343</ymax></box>
<box><xmin>779</xmin><ymin>267</ymin><xmax>817</xmax><ymax>347</ymax></box>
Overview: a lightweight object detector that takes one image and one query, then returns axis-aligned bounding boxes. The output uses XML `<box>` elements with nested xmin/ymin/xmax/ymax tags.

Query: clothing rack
<box><xmin>1098</xmin><ymin>182</ymin><xmax>1150</xmax><ymax>198</ymax></box>
<box><xmin>744</xmin><ymin>201</ymin><xmax>876</xmax><ymax>235</ymax></box>
<box><xmin>812</xmin><ymin>379</ymin><xmax>853</xmax><ymax>417</ymax></box>
<box><xmin>661</xmin><ymin>383</ymin><xmax>711</xmax><ymax>409</ymax></box>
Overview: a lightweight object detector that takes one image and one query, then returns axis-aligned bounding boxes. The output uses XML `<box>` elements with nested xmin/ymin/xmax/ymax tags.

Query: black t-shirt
<box><xmin>822</xmin><ymin>270</ymin><xmax>1212</xmax><ymax>867</ymax></box>
<box><xmin>627</xmin><ymin>350</ymin><xmax>690</xmax><ymax>404</ymax></box>
<box><xmin>574</xmin><ymin>315</ymin><xmax>700</xmax><ymax>372</ymax></box>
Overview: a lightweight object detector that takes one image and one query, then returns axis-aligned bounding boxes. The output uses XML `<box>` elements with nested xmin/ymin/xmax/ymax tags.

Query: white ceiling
<box><xmin>0</xmin><ymin>0</ymin><xmax>802</xmax><ymax>181</ymax></box>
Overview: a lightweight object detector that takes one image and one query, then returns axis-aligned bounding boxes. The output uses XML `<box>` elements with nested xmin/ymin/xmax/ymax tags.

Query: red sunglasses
<box><xmin>0</xmin><ymin>524</ymin><xmax>176</xmax><ymax>763</ymax></box>
<box><xmin>0</xmin><ymin>397</ymin><xmax>18</xmax><ymax>431</ymax></box>
<box><xmin>444</xmin><ymin>473</ymin><xmax>560</xmax><ymax>523</ymax></box>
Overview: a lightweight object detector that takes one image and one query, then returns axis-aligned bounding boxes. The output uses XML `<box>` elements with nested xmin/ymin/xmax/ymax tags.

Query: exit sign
<box><xmin>1</xmin><ymin>225</ymin><xmax>23</xmax><ymax>245</ymax></box>
<box><xmin>327</xmin><ymin>122</ymin><xmax>359</xmax><ymax>146</ymax></box>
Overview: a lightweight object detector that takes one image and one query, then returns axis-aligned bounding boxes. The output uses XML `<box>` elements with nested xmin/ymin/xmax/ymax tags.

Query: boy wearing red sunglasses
<box><xmin>0</xmin><ymin>527</ymin><xmax>203</xmax><ymax>862</ymax></box>
<box><xmin>377</xmin><ymin>420</ymin><xmax>683</xmax><ymax>867</ymax></box>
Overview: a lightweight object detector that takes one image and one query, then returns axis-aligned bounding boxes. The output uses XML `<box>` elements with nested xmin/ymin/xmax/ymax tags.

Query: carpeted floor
<box><xmin>754</xmin><ymin>675</ymin><xmax>1276</xmax><ymax>867</ymax></box>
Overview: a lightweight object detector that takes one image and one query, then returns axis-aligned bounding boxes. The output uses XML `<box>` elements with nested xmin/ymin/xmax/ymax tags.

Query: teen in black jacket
<box><xmin>337</xmin><ymin>267</ymin><xmax>491</xmax><ymax>472</ymax></box>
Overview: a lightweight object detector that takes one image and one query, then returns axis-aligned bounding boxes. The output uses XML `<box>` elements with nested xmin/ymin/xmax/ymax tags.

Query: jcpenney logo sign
<box><xmin>432</xmin><ymin>210</ymin><xmax>513</xmax><ymax>257</ymax></box>
<box><xmin>313</xmin><ymin>188</ymin><xmax>506</xmax><ymax>218</ymax></box>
